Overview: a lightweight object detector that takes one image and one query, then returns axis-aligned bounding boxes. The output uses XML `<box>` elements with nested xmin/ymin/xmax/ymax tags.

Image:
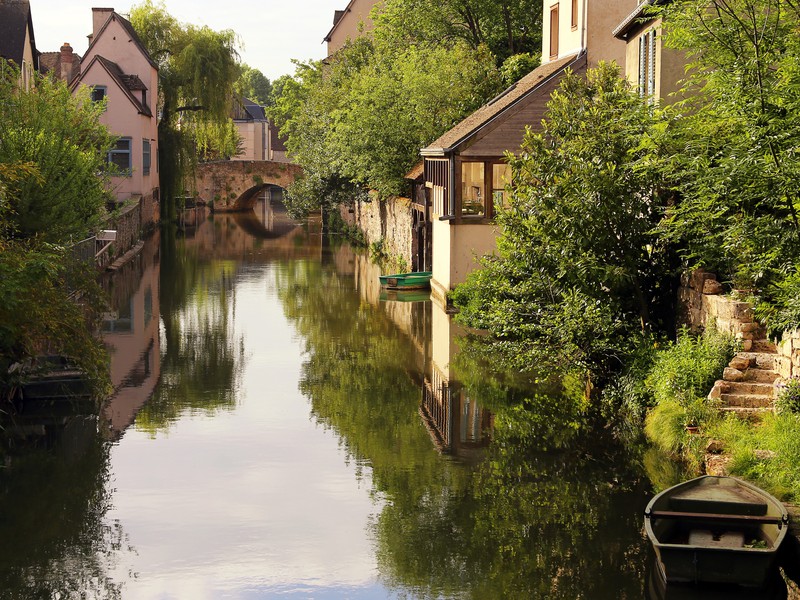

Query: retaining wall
<box><xmin>339</xmin><ymin>195</ymin><xmax>414</xmax><ymax>269</ymax></box>
<box><xmin>677</xmin><ymin>269</ymin><xmax>763</xmax><ymax>351</ymax></box>
<box><xmin>776</xmin><ymin>329</ymin><xmax>800</xmax><ymax>380</ymax></box>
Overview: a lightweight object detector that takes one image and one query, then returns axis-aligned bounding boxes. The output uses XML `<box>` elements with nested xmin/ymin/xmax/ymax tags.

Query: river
<box><xmin>1</xmin><ymin>199</ymin><xmax>775</xmax><ymax>599</ymax></box>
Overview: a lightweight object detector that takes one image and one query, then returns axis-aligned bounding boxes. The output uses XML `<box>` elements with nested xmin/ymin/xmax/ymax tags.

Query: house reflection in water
<box><xmin>101</xmin><ymin>232</ymin><xmax>161</xmax><ymax>439</ymax></box>
<box><xmin>421</xmin><ymin>300</ymin><xmax>492</xmax><ymax>460</ymax></box>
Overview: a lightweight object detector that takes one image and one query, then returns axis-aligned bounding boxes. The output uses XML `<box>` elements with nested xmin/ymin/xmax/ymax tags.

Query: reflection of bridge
<box><xmin>195</xmin><ymin>160</ymin><xmax>302</xmax><ymax>212</ymax></box>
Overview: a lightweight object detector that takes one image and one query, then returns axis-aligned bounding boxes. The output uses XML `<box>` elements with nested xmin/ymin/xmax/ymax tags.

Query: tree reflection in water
<box><xmin>278</xmin><ymin>255</ymin><xmax>652</xmax><ymax>599</ymax></box>
<box><xmin>134</xmin><ymin>226</ymin><xmax>246</xmax><ymax>434</ymax></box>
<box><xmin>0</xmin><ymin>418</ymin><xmax>129</xmax><ymax>599</ymax></box>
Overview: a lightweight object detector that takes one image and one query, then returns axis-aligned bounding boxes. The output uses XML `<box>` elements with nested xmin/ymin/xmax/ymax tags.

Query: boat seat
<box><xmin>669</xmin><ymin>483</ymin><xmax>768</xmax><ymax>516</ymax></box>
<box><xmin>688</xmin><ymin>529</ymin><xmax>745</xmax><ymax>549</ymax></box>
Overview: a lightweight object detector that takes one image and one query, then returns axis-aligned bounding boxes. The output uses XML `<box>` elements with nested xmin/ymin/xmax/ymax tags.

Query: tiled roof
<box><xmin>39</xmin><ymin>49</ymin><xmax>82</xmax><ymax>83</ymax></box>
<box><xmin>0</xmin><ymin>0</ymin><xmax>36</xmax><ymax>67</ymax></box>
<box><xmin>121</xmin><ymin>74</ymin><xmax>147</xmax><ymax>90</ymax></box>
<box><xmin>422</xmin><ymin>53</ymin><xmax>582</xmax><ymax>154</ymax></box>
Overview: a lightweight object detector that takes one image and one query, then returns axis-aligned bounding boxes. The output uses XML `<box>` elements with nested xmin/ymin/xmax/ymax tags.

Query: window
<box><xmin>141</xmin><ymin>89</ymin><xmax>147</xmax><ymax>110</ymax></box>
<box><xmin>492</xmin><ymin>163</ymin><xmax>512</xmax><ymax>209</ymax></box>
<box><xmin>107</xmin><ymin>138</ymin><xmax>132</xmax><ymax>175</ymax></box>
<box><xmin>571</xmin><ymin>0</ymin><xmax>578</xmax><ymax>30</ymax></box>
<box><xmin>549</xmin><ymin>5</ymin><xmax>560</xmax><ymax>59</ymax></box>
<box><xmin>143</xmin><ymin>139</ymin><xmax>151</xmax><ymax>176</ymax></box>
<box><xmin>461</xmin><ymin>162</ymin><xmax>485</xmax><ymax>217</ymax></box>
<box><xmin>638</xmin><ymin>29</ymin><xmax>657</xmax><ymax>100</ymax></box>
<box><xmin>91</xmin><ymin>86</ymin><xmax>107</xmax><ymax>103</ymax></box>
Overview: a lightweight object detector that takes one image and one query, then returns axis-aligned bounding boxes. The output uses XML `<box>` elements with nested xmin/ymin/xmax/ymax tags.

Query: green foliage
<box><xmin>643</xmin><ymin>327</ymin><xmax>733</xmax><ymax>460</ymax></box>
<box><xmin>0</xmin><ymin>64</ymin><xmax>112</xmax><ymax>399</ymax></box>
<box><xmin>645</xmin><ymin>398</ymin><xmax>718</xmax><ymax>463</ymax></box>
<box><xmin>270</xmin><ymin>33</ymin><xmax>502</xmax><ymax>214</ymax></box>
<box><xmin>500</xmin><ymin>52</ymin><xmax>541</xmax><ymax>85</ymax></box>
<box><xmin>130</xmin><ymin>1</ymin><xmax>241</xmax><ymax>216</ymax></box>
<box><xmin>655</xmin><ymin>0</ymin><xmax>800</xmax><ymax>293</ymax></box>
<box><xmin>706</xmin><ymin>413</ymin><xmax>800</xmax><ymax>501</ymax></box>
<box><xmin>776</xmin><ymin>377</ymin><xmax>800</xmax><ymax>415</ymax></box>
<box><xmin>373</xmin><ymin>0</ymin><xmax>544</xmax><ymax>64</ymax></box>
<box><xmin>0</xmin><ymin>63</ymin><xmax>114</xmax><ymax>242</ymax></box>
<box><xmin>645</xmin><ymin>327</ymin><xmax>735</xmax><ymax>407</ymax></box>
<box><xmin>754</xmin><ymin>270</ymin><xmax>800</xmax><ymax>336</ymax></box>
<box><xmin>452</xmin><ymin>64</ymin><xmax>673</xmax><ymax>381</ymax></box>
<box><xmin>236</xmin><ymin>64</ymin><xmax>272</xmax><ymax>106</ymax></box>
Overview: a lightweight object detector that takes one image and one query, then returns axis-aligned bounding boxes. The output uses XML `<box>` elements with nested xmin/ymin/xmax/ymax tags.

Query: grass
<box><xmin>706</xmin><ymin>413</ymin><xmax>800</xmax><ymax>502</ymax></box>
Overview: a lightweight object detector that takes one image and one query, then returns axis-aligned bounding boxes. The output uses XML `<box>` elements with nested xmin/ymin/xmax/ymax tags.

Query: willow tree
<box><xmin>130</xmin><ymin>0</ymin><xmax>241</xmax><ymax>219</ymax></box>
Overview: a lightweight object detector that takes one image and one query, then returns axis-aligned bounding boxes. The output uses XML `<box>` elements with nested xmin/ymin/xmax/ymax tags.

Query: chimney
<box><xmin>60</xmin><ymin>43</ymin><xmax>73</xmax><ymax>82</ymax></box>
<box><xmin>92</xmin><ymin>7</ymin><xmax>115</xmax><ymax>38</ymax></box>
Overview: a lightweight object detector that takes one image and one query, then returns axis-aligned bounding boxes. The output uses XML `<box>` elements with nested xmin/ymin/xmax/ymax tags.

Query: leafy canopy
<box><xmin>0</xmin><ymin>63</ymin><xmax>112</xmax><ymax>398</ymax></box>
<box><xmin>452</xmin><ymin>64</ymin><xmax>672</xmax><ymax>379</ymax></box>
<box><xmin>655</xmin><ymin>0</ymin><xmax>800</xmax><ymax>295</ymax></box>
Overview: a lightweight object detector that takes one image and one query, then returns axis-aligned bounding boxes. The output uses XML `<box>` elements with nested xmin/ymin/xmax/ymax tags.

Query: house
<box><xmin>613</xmin><ymin>0</ymin><xmax>685</xmax><ymax>103</ymax></box>
<box><xmin>420</xmin><ymin>0</ymin><xmax>637</xmax><ymax>306</ymax></box>
<box><xmin>232</xmin><ymin>96</ymin><xmax>269</xmax><ymax>161</ymax></box>
<box><xmin>70</xmin><ymin>8</ymin><xmax>159</xmax><ymax>224</ymax></box>
<box><xmin>0</xmin><ymin>0</ymin><xmax>39</xmax><ymax>90</ymax></box>
<box><xmin>323</xmin><ymin>0</ymin><xmax>379</xmax><ymax>56</ymax></box>
<box><xmin>231</xmin><ymin>96</ymin><xmax>289</xmax><ymax>163</ymax></box>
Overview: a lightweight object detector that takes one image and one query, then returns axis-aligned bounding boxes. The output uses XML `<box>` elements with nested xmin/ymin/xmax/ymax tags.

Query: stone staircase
<box><xmin>709</xmin><ymin>340</ymin><xmax>780</xmax><ymax>418</ymax></box>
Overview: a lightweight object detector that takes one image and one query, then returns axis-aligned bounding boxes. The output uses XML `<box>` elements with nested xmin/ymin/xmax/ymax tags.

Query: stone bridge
<box><xmin>195</xmin><ymin>160</ymin><xmax>302</xmax><ymax>212</ymax></box>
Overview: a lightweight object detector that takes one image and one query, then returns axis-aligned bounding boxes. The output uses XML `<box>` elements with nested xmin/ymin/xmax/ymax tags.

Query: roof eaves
<box><xmin>612</xmin><ymin>0</ymin><xmax>673</xmax><ymax>40</ymax></box>
<box><xmin>84</xmin><ymin>12</ymin><xmax>159</xmax><ymax>72</ymax></box>
<box><xmin>421</xmin><ymin>52</ymin><xmax>584</xmax><ymax>155</ymax></box>
<box><xmin>74</xmin><ymin>55</ymin><xmax>152</xmax><ymax>116</ymax></box>
<box><xmin>322</xmin><ymin>0</ymin><xmax>358</xmax><ymax>43</ymax></box>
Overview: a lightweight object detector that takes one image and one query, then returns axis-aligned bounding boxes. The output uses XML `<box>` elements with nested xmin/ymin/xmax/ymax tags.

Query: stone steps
<box><xmin>719</xmin><ymin>393</ymin><xmax>774</xmax><ymax>409</ymax></box>
<box><xmin>710</xmin><ymin>344</ymin><xmax>780</xmax><ymax>417</ymax></box>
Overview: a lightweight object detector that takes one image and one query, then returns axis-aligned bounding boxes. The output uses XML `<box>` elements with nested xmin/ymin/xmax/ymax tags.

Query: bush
<box><xmin>646</xmin><ymin>327</ymin><xmax>735</xmax><ymax>406</ymax></box>
<box><xmin>776</xmin><ymin>377</ymin><xmax>800</xmax><ymax>415</ymax></box>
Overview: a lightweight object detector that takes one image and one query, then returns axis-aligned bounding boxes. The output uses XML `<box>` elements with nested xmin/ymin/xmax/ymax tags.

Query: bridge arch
<box><xmin>194</xmin><ymin>160</ymin><xmax>302</xmax><ymax>212</ymax></box>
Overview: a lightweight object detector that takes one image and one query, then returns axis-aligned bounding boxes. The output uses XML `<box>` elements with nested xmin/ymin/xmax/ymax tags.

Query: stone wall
<box><xmin>776</xmin><ymin>329</ymin><xmax>800</xmax><ymax>380</ymax></box>
<box><xmin>340</xmin><ymin>195</ymin><xmax>414</xmax><ymax>269</ymax></box>
<box><xmin>677</xmin><ymin>269</ymin><xmax>764</xmax><ymax>351</ymax></box>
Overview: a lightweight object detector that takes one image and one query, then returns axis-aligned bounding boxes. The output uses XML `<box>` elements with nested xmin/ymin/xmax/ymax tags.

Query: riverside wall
<box><xmin>339</xmin><ymin>195</ymin><xmax>414</xmax><ymax>269</ymax></box>
<box><xmin>679</xmin><ymin>268</ymin><xmax>800</xmax><ymax>382</ymax></box>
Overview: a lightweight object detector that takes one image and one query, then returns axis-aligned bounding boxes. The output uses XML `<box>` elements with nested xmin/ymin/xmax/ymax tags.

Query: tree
<box><xmin>270</xmin><ymin>37</ymin><xmax>502</xmax><ymax>214</ymax></box>
<box><xmin>130</xmin><ymin>0</ymin><xmax>242</xmax><ymax>218</ymax></box>
<box><xmin>655</xmin><ymin>0</ymin><xmax>800</xmax><ymax>294</ymax></box>
<box><xmin>236</xmin><ymin>65</ymin><xmax>272</xmax><ymax>106</ymax></box>
<box><xmin>0</xmin><ymin>65</ymin><xmax>114</xmax><ymax>242</ymax></box>
<box><xmin>0</xmin><ymin>63</ymin><xmax>112</xmax><ymax>399</ymax></box>
<box><xmin>452</xmin><ymin>64</ymin><xmax>671</xmax><ymax>380</ymax></box>
<box><xmin>373</xmin><ymin>0</ymin><xmax>543</xmax><ymax>64</ymax></box>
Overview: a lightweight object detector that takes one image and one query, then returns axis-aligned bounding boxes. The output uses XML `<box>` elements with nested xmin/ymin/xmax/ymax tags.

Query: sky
<box><xmin>29</xmin><ymin>0</ymin><xmax>343</xmax><ymax>81</ymax></box>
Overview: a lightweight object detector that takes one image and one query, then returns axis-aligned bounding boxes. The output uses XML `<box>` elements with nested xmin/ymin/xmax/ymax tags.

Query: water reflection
<box><xmin>0</xmin><ymin>200</ymin><xmax>690</xmax><ymax>598</ymax></box>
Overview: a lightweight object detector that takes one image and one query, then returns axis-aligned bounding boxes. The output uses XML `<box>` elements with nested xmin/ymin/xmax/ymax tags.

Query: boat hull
<box><xmin>644</xmin><ymin>476</ymin><xmax>789</xmax><ymax>588</ymax></box>
<box><xmin>379</xmin><ymin>271</ymin><xmax>432</xmax><ymax>290</ymax></box>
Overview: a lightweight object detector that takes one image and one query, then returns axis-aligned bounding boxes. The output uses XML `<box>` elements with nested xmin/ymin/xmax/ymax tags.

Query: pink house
<box><xmin>70</xmin><ymin>8</ymin><xmax>159</xmax><ymax>223</ymax></box>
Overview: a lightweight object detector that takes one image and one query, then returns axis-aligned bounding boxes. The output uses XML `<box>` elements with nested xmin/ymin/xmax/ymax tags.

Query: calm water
<box><xmin>0</xmin><ymin>200</ymin><xmax>706</xmax><ymax>599</ymax></box>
